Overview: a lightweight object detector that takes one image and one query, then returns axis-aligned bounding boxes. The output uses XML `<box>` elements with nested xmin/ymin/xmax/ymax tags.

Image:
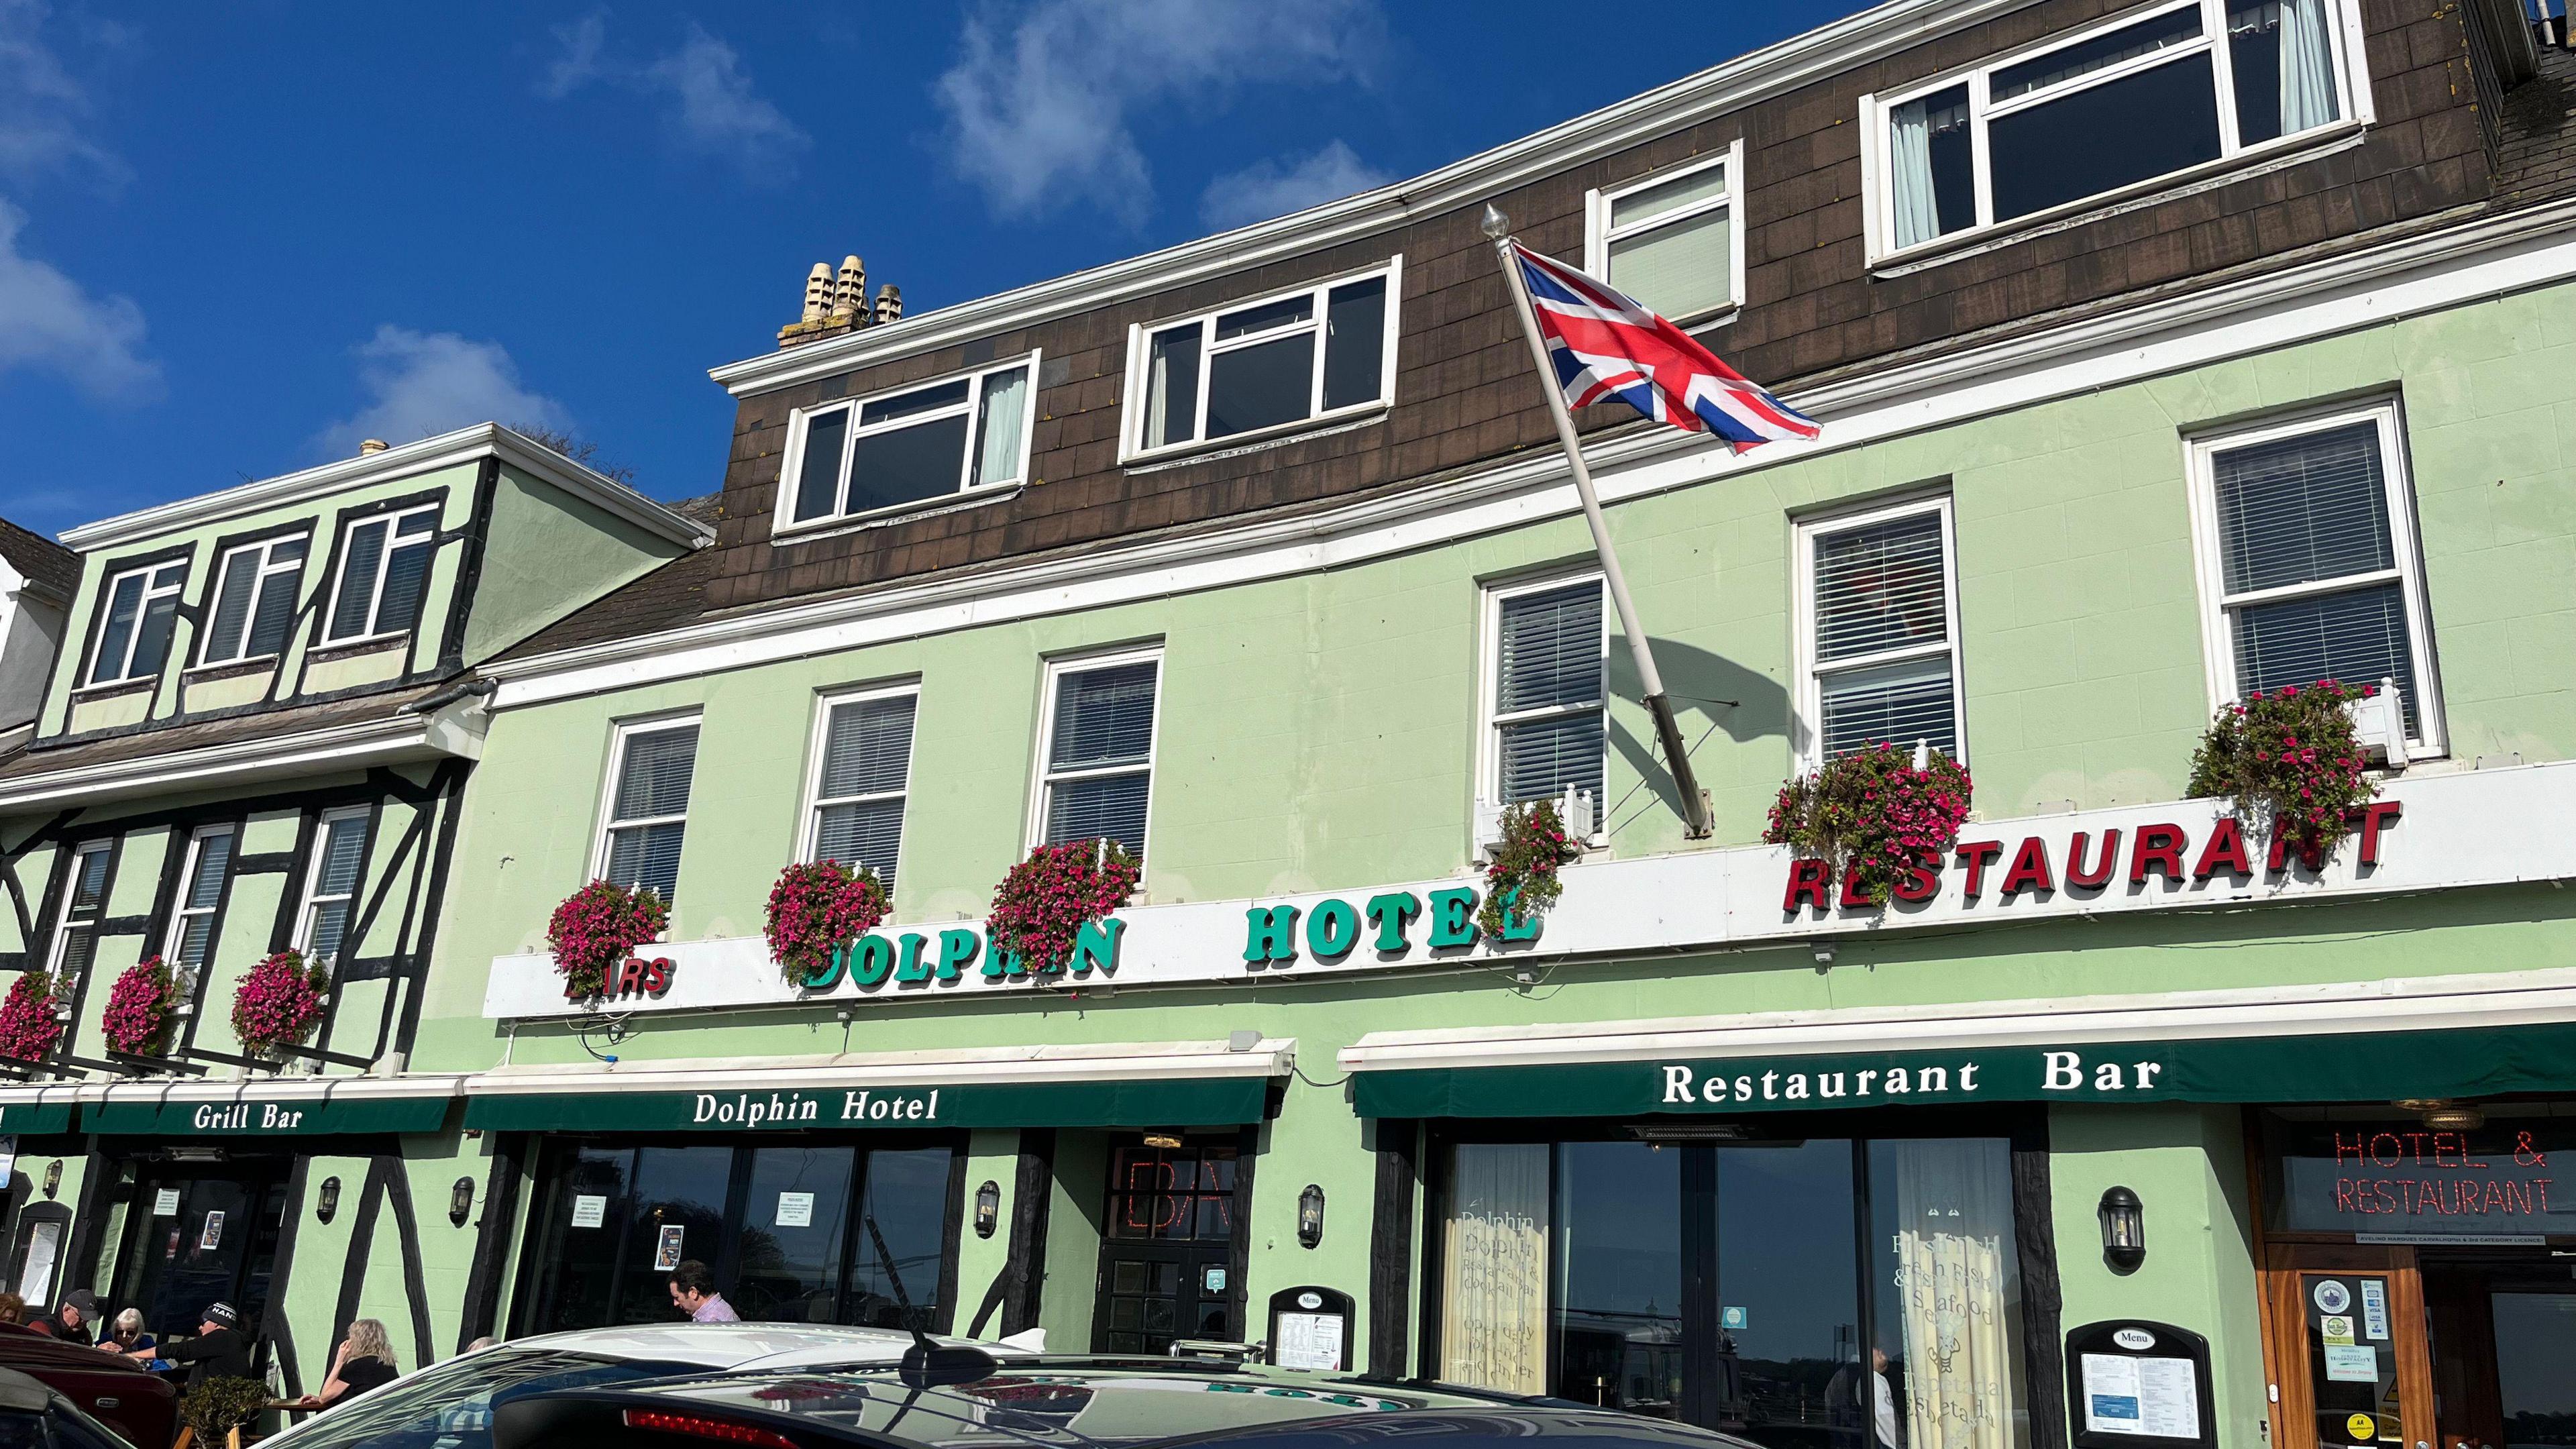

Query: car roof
<box><xmin>472</xmin><ymin>1322</ymin><xmax>932</xmax><ymax>1371</ymax></box>
<box><xmin>573</xmin><ymin>1358</ymin><xmax>1680</xmax><ymax>1449</ymax></box>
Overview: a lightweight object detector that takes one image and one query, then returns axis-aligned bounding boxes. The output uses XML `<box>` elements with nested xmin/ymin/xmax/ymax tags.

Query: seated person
<box><xmin>97</xmin><ymin>1308</ymin><xmax>152</xmax><ymax>1356</ymax></box>
<box><xmin>296</xmin><ymin>1319</ymin><xmax>398</xmax><ymax>1409</ymax></box>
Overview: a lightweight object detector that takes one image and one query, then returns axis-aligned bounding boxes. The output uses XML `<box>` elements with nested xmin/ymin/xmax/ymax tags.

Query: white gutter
<box><xmin>0</xmin><ymin>702</ymin><xmax>487</xmax><ymax>812</ymax></box>
<box><xmin>77</xmin><ymin>1074</ymin><xmax>469</xmax><ymax>1106</ymax></box>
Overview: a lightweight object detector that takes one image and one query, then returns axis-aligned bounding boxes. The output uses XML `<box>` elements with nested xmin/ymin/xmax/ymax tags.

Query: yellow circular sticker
<box><xmin>2347</xmin><ymin>1413</ymin><xmax>2377</xmax><ymax>1442</ymax></box>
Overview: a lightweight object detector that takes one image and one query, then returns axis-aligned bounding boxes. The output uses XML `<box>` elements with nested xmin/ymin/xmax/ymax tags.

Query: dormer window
<box><xmin>1124</xmin><ymin>262</ymin><xmax>1400</xmax><ymax>461</ymax></box>
<box><xmin>198</xmin><ymin>534</ymin><xmax>308</xmax><ymax>666</ymax></box>
<box><xmin>324</xmin><ymin>504</ymin><xmax>439</xmax><ymax>644</ymax></box>
<box><xmin>84</xmin><ymin>560</ymin><xmax>185</xmax><ymax>687</ymax></box>
<box><xmin>777</xmin><ymin>356</ymin><xmax>1036</xmax><ymax>534</ymax></box>
<box><xmin>1867</xmin><ymin>0</ymin><xmax>2361</xmax><ymax>260</ymax></box>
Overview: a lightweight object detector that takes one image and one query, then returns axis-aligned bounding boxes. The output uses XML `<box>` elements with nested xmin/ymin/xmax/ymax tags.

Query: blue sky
<box><xmin>0</xmin><ymin>0</ymin><xmax>1866</xmax><ymax>534</ymax></box>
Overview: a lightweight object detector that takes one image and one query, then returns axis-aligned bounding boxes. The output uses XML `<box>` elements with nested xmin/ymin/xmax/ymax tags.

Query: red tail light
<box><xmin>622</xmin><ymin>1407</ymin><xmax>802</xmax><ymax>1448</ymax></box>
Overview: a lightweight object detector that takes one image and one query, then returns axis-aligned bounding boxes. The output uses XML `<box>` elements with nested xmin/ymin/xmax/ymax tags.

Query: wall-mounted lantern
<box><xmin>317</xmin><ymin>1176</ymin><xmax>341</xmax><ymax>1224</ymax></box>
<box><xmin>975</xmin><ymin>1180</ymin><xmax>1002</xmax><ymax>1239</ymax></box>
<box><xmin>2098</xmin><ymin>1185</ymin><xmax>2145</xmax><ymax>1273</ymax></box>
<box><xmin>40</xmin><ymin>1163</ymin><xmax>59</xmax><ymax>1201</ymax></box>
<box><xmin>449</xmin><ymin>1177</ymin><xmax>476</xmax><ymax>1227</ymax></box>
<box><xmin>1297</xmin><ymin>1184</ymin><xmax>1326</xmax><ymax>1249</ymax></box>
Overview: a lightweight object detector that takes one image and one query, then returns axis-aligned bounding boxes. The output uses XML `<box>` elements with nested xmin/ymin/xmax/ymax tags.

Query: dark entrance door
<box><xmin>2421</xmin><ymin>1249</ymin><xmax>2576</xmax><ymax>1449</ymax></box>
<box><xmin>1091</xmin><ymin>1134</ymin><xmax>1245</xmax><ymax>1355</ymax></box>
<box><xmin>111</xmin><ymin>1159</ymin><xmax>292</xmax><ymax>1345</ymax></box>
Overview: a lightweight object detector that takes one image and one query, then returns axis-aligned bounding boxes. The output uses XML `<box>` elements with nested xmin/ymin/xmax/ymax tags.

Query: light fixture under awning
<box><xmin>1341</xmin><ymin>969</ymin><xmax>2576</xmax><ymax>1120</ymax></box>
<box><xmin>461</xmin><ymin>1037</ymin><xmax>1295</xmax><ymax>1133</ymax></box>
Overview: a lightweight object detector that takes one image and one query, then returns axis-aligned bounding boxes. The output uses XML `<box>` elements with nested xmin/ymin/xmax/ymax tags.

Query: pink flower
<box><xmin>230</xmin><ymin>951</ymin><xmax>328</xmax><ymax>1055</ymax></box>
<box><xmin>103</xmin><ymin>957</ymin><xmax>180</xmax><ymax>1057</ymax></box>
<box><xmin>0</xmin><ymin>971</ymin><xmax>64</xmax><ymax>1063</ymax></box>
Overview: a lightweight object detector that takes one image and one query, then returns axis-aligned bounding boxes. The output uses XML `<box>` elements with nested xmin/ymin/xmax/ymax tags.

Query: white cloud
<box><xmin>538</xmin><ymin>13</ymin><xmax>808</xmax><ymax>178</ymax></box>
<box><xmin>311</xmin><ymin>326</ymin><xmax>570</xmax><ymax>460</ymax></box>
<box><xmin>1199</xmin><ymin>139</ymin><xmax>1389</xmax><ymax>230</ymax></box>
<box><xmin>936</xmin><ymin>0</ymin><xmax>1385</xmax><ymax>224</ymax></box>
<box><xmin>0</xmin><ymin>197</ymin><xmax>154</xmax><ymax>399</ymax></box>
<box><xmin>0</xmin><ymin>0</ymin><xmax>123</xmax><ymax>186</ymax></box>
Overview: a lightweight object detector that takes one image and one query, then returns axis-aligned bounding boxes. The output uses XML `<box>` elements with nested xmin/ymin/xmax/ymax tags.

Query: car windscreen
<box><xmin>274</xmin><ymin>1348</ymin><xmax>702</xmax><ymax>1449</ymax></box>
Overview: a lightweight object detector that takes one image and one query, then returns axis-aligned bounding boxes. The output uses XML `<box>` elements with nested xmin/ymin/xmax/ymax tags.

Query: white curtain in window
<box><xmin>1888</xmin><ymin>99</ymin><xmax>1940</xmax><ymax>250</ymax></box>
<box><xmin>974</xmin><ymin>368</ymin><xmax>1028</xmax><ymax>487</ymax></box>
<box><xmin>1890</xmin><ymin>1140</ymin><xmax>2018</xmax><ymax>1449</ymax></box>
<box><xmin>2279</xmin><ymin>0</ymin><xmax>2338</xmax><ymax>134</ymax></box>
<box><xmin>1442</xmin><ymin>1143</ymin><xmax>1550</xmax><ymax>1395</ymax></box>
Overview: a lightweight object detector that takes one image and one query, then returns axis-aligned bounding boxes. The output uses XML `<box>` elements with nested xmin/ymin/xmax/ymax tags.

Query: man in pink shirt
<box><xmin>667</xmin><ymin>1261</ymin><xmax>738</xmax><ymax>1323</ymax></box>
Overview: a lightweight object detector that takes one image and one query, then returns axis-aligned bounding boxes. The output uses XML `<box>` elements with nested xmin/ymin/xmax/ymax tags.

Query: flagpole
<box><xmin>1481</xmin><ymin>203</ymin><xmax>1713</xmax><ymax>840</ymax></box>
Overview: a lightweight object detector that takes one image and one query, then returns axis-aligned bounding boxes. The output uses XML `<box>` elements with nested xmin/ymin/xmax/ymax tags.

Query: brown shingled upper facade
<box><xmin>506</xmin><ymin>0</ymin><xmax>2556</xmax><ymax>663</ymax></box>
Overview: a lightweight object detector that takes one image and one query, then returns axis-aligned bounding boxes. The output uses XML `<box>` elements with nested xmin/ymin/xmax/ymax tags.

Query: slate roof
<box><xmin>0</xmin><ymin>518</ymin><xmax>77</xmax><ymax>603</ymax></box>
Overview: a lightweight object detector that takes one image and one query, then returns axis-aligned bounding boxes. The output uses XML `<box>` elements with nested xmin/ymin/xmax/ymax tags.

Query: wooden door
<box><xmin>2262</xmin><ymin>1244</ymin><xmax>2436</xmax><ymax>1449</ymax></box>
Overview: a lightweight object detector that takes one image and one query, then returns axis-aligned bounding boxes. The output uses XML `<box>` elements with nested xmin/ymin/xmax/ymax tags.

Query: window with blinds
<box><xmin>807</xmin><ymin>688</ymin><xmax>918</xmax><ymax>894</ymax></box>
<box><xmin>1038</xmin><ymin>653</ymin><xmax>1160</xmax><ymax>862</ymax></box>
<box><xmin>297</xmin><ymin>810</ymin><xmax>371</xmax><ymax>967</ymax></box>
<box><xmin>2196</xmin><ymin>407</ymin><xmax>2438</xmax><ymax>749</ymax></box>
<box><xmin>165</xmin><ymin>825</ymin><xmax>237</xmax><ymax>978</ymax></box>
<box><xmin>1589</xmin><ymin>148</ymin><xmax>1741</xmax><ymax>325</ymax></box>
<box><xmin>200</xmin><ymin>535</ymin><xmax>307</xmax><ymax>666</ymax></box>
<box><xmin>1487</xmin><ymin>578</ymin><xmax>1607</xmax><ymax>810</ymax></box>
<box><xmin>325</xmin><ymin>504</ymin><xmax>439</xmax><ymax>643</ymax></box>
<box><xmin>1801</xmin><ymin>500</ymin><xmax>1963</xmax><ymax>763</ymax></box>
<box><xmin>600</xmin><ymin>720</ymin><xmax>700</xmax><ymax>904</ymax></box>
<box><xmin>46</xmin><ymin>842</ymin><xmax>113</xmax><ymax>979</ymax></box>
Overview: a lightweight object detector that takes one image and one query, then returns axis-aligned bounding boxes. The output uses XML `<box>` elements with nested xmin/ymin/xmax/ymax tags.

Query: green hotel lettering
<box><xmin>800</xmin><ymin>918</ymin><xmax>1125</xmax><ymax>991</ymax></box>
<box><xmin>1242</xmin><ymin>885</ymin><xmax>1537</xmax><ymax>968</ymax></box>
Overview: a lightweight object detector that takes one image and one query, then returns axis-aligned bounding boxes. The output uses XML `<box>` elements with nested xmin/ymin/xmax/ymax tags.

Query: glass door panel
<box><xmin>525</xmin><ymin>1146</ymin><xmax>633</xmax><ymax>1334</ymax></box>
<box><xmin>1095</xmin><ymin>1138</ymin><xmax>1241</xmax><ymax>1354</ymax></box>
<box><xmin>1720</xmin><ymin>1140</ymin><xmax>1860</xmax><ymax>1449</ymax></box>
<box><xmin>737</xmin><ymin>1148</ymin><xmax>853</xmax><ymax>1325</ymax></box>
<box><xmin>612</xmin><ymin>1146</ymin><xmax>733</xmax><ymax>1326</ymax></box>
<box><xmin>2264</xmin><ymin>1244</ymin><xmax>2435</xmax><ymax>1449</ymax></box>
<box><xmin>2489</xmin><ymin>1293</ymin><xmax>2576</xmax><ymax>1449</ymax></box>
<box><xmin>849</xmin><ymin>1146</ymin><xmax>953</xmax><ymax>1329</ymax></box>
<box><xmin>1552</xmin><ymin>1140</ymin><xmax>1683</xmax><ymax>1415</ymax></box>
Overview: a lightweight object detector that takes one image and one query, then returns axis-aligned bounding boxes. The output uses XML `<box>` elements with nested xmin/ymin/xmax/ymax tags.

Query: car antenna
<box><xmin>866</xmin><ymin>1214</ymin><xmax>997</xmax><ymax>1390</ymax></box>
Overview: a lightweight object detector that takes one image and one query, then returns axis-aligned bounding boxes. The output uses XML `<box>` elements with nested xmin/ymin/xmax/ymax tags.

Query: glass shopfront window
<box><xmin>1436</xmin><ymin>1128</ymin><xmax>2035</xmax><ymax>1449</ymax></box>
<box><xmin>515</xmin><ymin>1136</ymin><xmax>959</xmax><ymax>1337</ymax></box>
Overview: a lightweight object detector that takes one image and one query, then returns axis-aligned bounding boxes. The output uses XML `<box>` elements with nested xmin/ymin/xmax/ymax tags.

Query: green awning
<box><xmin>1352</xmin><ymin>1022</ymin><xmax>2576</xmax><ymax>1120</ymax></box>
<box><xmin>83</xmin><ymin>1093</ymin><xmax>454</xmax><ymax>1136</ymax></box>
<box><xmin>0</xmin><ymin>1100</ymin><xmax>74</xmax><ymax>1135</ymax></box>
<box><xmin>464</xmin><ymin>1075</ymin><xmax>1274</xmax><ymax>1134</ymax></box>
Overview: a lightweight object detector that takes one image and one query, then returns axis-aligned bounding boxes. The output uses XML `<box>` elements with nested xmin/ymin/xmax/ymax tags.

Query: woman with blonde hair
<box><xmin>297</xmin><ymin>1318</ymin><xmax>399</xmax><ymax>1409</ymax></box>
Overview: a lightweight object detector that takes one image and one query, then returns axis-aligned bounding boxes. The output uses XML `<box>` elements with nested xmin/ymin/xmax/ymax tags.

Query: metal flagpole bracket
<box><xmin>1481</xmin><ymin>203</ymin><xmax>1715</xmax><ymax>840</ymax></box>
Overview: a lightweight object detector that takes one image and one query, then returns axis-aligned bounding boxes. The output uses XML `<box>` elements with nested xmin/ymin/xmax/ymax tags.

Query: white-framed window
<box><xmin>83</xmin><ymin>560</ymin><xmax>185</xmax><ymax>688</ymax></box>
<box><xmin>1585</xmin><ymin>144</ymin><xmax>1745</xmax><ymax>325</ymax></box>
<box><xmin>1863</xmin><ymin>0</ymin><xmax>2364</xmax><ymax>260</ymax></box>
<box><xmin>163</xmin><ymin>824</ymin><xmax>237</xmax><ymax>979</ymax></box>
<box><xmin>1794</xmin><ymin>495</ymin><xmax>1966</xmax><ymax>766</ymax></box>
<box><xmin>44</xmin><ymin>841</ymin><xmax>113</xmax><ymax>979</ymax></box>
<box><xmin>593</xmin><ymin>716</ymin><xmax>700</xmax><ymax>904</ymax></box>
<box><xmin>293</xmin><ymin>808</ymin><xmax>371</xmax><ymax>968</ymax></box>
<box><xmin>1479</xmin><ymin>574</ymin><xmax>1608</xmax><ymax>822</ymax></box>
<box><xmin>2185</xmin><ymin>400</ymin><xmax>2442</xmax><ymax>756</ymax></box>
<box><xmin>800</xmin><ymin>684</ymin><xmax>919</xmax><ymax>894</ymax></box>
<box><xmin>1124</xmin><ymin>260</ymin><xmax>1401</xmax><ymax>461</ymax></box>
<box><xmin>1030</xmin><ymin>648</ymin><xmax>1161</xmax><ymax>862</ymax></box>
<box><xmin>323</xmin><ymin>504</ymin><xmax>439</xmax><ymax>644</ymax></box>
<box><xmin>198</xmin><ymin>535</ymin><xmax>308</xmax><ymax>667</ymax></box>
<box><xmin>777</xmin><ymin>355</ymin><xmax>1040</xmax><ymax>535</ymax></box>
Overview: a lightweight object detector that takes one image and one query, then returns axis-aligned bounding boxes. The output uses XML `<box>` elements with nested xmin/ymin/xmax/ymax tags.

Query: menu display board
<box><xmin>2066</xmin><ymin>1320</ymin><xmax>2216</xmax><ymax>1449</ymax></box>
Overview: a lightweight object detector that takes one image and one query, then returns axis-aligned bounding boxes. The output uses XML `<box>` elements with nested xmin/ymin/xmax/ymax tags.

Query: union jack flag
<box><xmin>1511</xmin><ymin>242</ymin><xmax>1819</xmax><ymax>451</ymax></box>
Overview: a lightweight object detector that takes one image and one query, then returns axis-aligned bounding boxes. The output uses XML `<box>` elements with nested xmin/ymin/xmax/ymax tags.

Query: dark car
<box><xmin>0</xmin><ymin>1332</ymin><xmax>177</xmax><ymax>1448</ymax></box>
<box><xmin>0</xmin><ymin>1365</ymin><xmax>147</xmax><ymax>1449</ymax></box>
<box><xmin>492</xmin><ymin>1356</ymin><xmax>1762</xmax><ymax>1449</ymax></box>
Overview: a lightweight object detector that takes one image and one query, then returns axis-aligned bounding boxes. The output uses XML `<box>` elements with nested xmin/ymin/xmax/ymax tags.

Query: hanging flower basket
<box><xmin>986</xmin><ymin>839</ymin><xmax>1140</xmax><ymax>977</ymax></box>
<box><xmin>231</xmin><ymin>949</ymin><xmax>328</xmax><ymax>1058</ymax></box>
<box><xmin>1764</xmin><ymin>743</ymin><xmax>1974</xmax><ymax>906</ymax></box>
<box><xmin>102</xmin><ymin>955</ymin><xmax>182</xmax><ymax>1058</ymax></box>
<box><xmin>2186</xmin><ymin>679</ymin><xmax>2379</xmax><ymax>868</ymax></box>
<box><xmin>765</xmin><ymin>859</ymin><xmax>891</xmax><ymax>985</ymax></box>
<box><xmin>0</xmin><ymin>971</ymin><xmax>65</xmax><ymax>1065</ymax></box>
<box><xmin>1475</xmin><ymin>799</ymin><xmax>1582</xmax><ymax>936</ymax></box>
<box><xmin>547</xmin><ymin>879</ymin><xmax>671</xmax><ymax>1000</ymax></box>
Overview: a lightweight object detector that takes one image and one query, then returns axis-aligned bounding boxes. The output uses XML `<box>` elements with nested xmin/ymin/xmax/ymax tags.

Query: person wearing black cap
<box><xmin>129</xmin><ymin>1301</ymin><xmax>249</xmax><ymax>1386</ymax></box>
<box><xmin>25</xmin><ymin>1289</ymin><xmax>97</xmax><ymax>1342</ymax></box>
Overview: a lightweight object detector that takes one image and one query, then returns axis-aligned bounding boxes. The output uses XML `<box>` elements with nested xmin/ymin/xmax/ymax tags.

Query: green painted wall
<box><xmin>462</xmin><ymin>464</ymin><xmax>686</xmax><ymax>665</ymax></box>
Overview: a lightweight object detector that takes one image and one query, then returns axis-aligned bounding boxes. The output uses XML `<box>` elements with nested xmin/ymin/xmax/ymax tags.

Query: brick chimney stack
<box><xmin>780</xmin><ymin>254</ymin><xmax>898</xmax><ymax>348</ymax></box>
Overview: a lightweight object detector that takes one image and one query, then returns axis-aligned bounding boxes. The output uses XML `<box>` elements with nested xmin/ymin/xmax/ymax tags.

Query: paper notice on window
<box><xmin>776</xmin><ymin>1192</ymin><xmax>814</xmax><ymax>1229</ymax></box>
<box><xmin>653</xmin><ymin>1224</ymin><xmax>685</xmax><ymax>1271</ymax></box>
<box><xmin>152</xmin><ymin>1188</ymin><xmax>180</xmax><ymax>1217</ymax></box>
<box><xmin>2082</xmin><ymin>1354</ymin><xmax>2200</xmax><ymax>1438</ymax></box>
<box><xmin>1274</xmin><ymin>1310</ymin><xmax>1344</xmax><ymax>1372</ymax></box>
<box><xmin>198</xmin><ymin>1210</ymin><xmax>225</xmax><ymax>1252</ymax></box>
<box><xmin>16</xmin><ymin>1220</ymin><xmax>60</xmax><ymax>1307</ymax></box>
<box><xmin>570</xmin><ymin>1195</ymin><xmax>606</xmax><ymax>1229</ymax></box>
<box><xmin>2359</xmin><ymin>1280</ymin><xmax>2390</xmax><ymax>1340</ymax></box>
<box><xmin>2324</xmin><ymin>1344</ymin><xmax>2381</xmax><ymax>1384</ymax></box>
